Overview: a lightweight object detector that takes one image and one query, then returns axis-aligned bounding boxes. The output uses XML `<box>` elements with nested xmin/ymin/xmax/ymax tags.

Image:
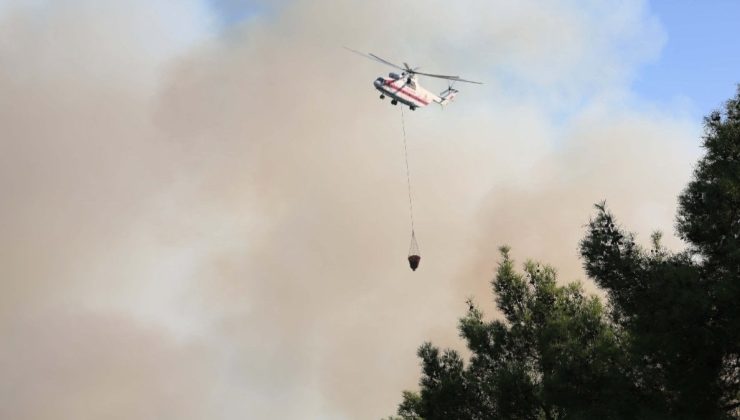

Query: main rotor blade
<box><xmin>343</xmin><ymin>47</ymin><xmax>406</xmax><ymax>71</ymax></box>
<box><xmin>344</xmin><ymin>47</ymin><xmax>483</xmax><ymax>84</ymax></box>
<box><xmin>412</xmin><ymin>70</ymin><xmax>483</xmax><ymax>85</ymax></box>
<box><xmin>368</xmin><ymin>53</ymin><xmax>406</xmax><ymax>71</ymax></box>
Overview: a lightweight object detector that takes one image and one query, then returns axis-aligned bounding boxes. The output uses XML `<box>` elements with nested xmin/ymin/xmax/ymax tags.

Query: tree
<box><xmin>580</xmin><ymin>204</ymin><xmax>711</xmax><ymax>418</ymax></box>
<box><xmin>677</xmin><ymin>87</ymin><xmax>740</xmax><ymax>415</ymax></box>
<box><xmin>394</xmin><ymin>247</ymin><xmax>634</xmax><ymax>420</ymax></box>
<box><xmin>579</xmin><ymin>87</ymin><xmax>740</xmax><ymax>418</ymax></box>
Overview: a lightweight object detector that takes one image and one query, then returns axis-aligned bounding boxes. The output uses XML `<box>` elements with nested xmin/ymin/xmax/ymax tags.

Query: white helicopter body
<box><xmin>346</xmin><ymin>48</ymin><xmax>481</xmax><ymax>111</ymax></box>
<box><xmin>373</xmin><ymin>73</ymin><xmax>458</xmax><ymax>110</ymax></box>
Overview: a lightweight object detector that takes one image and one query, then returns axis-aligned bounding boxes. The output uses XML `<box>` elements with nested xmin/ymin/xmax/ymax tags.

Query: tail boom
<box><xmin>434</xmin><ymin>87</ymin><xmax>458</xmax><ymax>106</ymax></box>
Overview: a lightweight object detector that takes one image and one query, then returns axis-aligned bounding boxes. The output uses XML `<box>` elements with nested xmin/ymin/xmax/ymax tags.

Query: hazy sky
<box><xmin>0</xmin><ymin>1</ymin><xmax>736</xmax><ymax>419</ymax></box>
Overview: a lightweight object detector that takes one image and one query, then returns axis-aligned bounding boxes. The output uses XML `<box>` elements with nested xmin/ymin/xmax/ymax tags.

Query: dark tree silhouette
<box><xmin>395</xmin><ymin>247</ymin><xmax>635</xmax><ymax>419</ymax></box>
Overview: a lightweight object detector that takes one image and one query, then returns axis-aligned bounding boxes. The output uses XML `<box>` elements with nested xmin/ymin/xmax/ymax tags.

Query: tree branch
<box><xmin>724</xmin><ymin>400</ymin><xmax>740</xmax><ymax>411</ymax></box>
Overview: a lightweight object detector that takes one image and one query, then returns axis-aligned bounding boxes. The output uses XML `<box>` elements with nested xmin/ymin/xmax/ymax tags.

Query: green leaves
<box><xmin>578</xmin><ymin>87</ymin><xmax>740</xmax><ymax>416</ymax></box>
<box><xmin>678</xmin><ymin>86</ymin><xmax>740</xmax><ymax>263</ymax></box>
<box><xmin>396</xmin><ymin>249</ymin><xmax>629</xmax><ymax>420</ymax></box>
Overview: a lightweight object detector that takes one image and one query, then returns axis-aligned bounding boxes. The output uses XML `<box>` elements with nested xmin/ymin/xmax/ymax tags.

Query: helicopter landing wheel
<box><xmin>391</xmin><ymin>99</ymin><xmax>398</xmax><ymax>105</ymax></box>
<box><xmin>379</xmin><ymin>94</ymin><xmax>385</xmax><ymax>99</ymax></box>
<box><xmin>410</xmin><ymin>105</ymin><xmax>416</xmax><ymax>111</ymax></box>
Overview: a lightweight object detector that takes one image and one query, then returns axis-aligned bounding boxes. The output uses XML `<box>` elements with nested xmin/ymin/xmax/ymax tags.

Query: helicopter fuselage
<box><xmin>373</xmin><ymin>74</ymin><xmax>453</xmax><ymax>110</ymax></box>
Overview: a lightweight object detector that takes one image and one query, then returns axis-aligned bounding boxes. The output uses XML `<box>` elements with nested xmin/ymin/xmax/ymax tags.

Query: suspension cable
<box><xmin>401</xmin><ymin>106</ymin><xmax>415</xmax><ymax>235</ymax></box>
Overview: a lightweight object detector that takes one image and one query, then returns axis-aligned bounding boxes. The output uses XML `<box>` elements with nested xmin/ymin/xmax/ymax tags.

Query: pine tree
<box><xmin>395</xmin><ymin>247</ymin><xmax>632</xmax><ymax>420</ymax></box>
<box><xmin>580</xmin><ymin>87</ymin><xmax>740</xmax><ymax>417</ymax></box>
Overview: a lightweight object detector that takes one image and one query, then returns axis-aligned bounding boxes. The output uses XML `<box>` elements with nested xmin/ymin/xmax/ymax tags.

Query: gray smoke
<box><xmin>0</xmin><ymin>1</ymin><xmax>701</xmax><ymax>418</ymax></box>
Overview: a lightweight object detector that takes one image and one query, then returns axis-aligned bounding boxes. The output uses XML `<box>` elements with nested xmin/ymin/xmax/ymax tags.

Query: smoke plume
<box><xmin>0</xmin><ymin>1</ymin><xmax>701</xmax><ymax>418</ymax></box>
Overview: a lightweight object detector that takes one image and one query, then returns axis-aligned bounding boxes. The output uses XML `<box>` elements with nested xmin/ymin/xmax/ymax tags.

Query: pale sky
<box><xmin>0</xmin><ymin>1</ymin><xmax>737</xmax><ymax>419</ymax></box>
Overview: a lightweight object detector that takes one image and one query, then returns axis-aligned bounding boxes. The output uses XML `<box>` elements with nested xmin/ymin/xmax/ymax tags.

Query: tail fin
<box><xmin>435</xmin><ymin>87</ymin><xmax>458</xmax><ymax>106</ymax></box>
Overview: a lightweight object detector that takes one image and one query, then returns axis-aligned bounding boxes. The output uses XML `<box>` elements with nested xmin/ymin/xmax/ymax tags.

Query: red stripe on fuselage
<box><xmin>382</xmin><ymin>79</ymin><xmax>430</xmax><ymax>105</ymax></box>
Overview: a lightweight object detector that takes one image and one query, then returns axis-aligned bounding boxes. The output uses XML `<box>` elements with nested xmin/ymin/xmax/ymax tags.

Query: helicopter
<box><xmin>346</xmin><ymin>48</ymin><xmax>482</xmax><ymax>110</ymax></box>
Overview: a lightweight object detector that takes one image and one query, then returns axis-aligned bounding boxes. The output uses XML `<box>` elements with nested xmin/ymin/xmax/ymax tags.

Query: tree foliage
<box><xmin>581</xmin><ymin>88</ymin><xmax>740</xmax><ymax>417</ymax></box>
<box><xmin>392</xmin><ymin>87</ymin><xmax>740</xmax><ymax>419</ymax></box>
<box><xmin>396</xmin><ymin>247</ymin><xmax>634</xmax><ymax>420</ymax></box>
